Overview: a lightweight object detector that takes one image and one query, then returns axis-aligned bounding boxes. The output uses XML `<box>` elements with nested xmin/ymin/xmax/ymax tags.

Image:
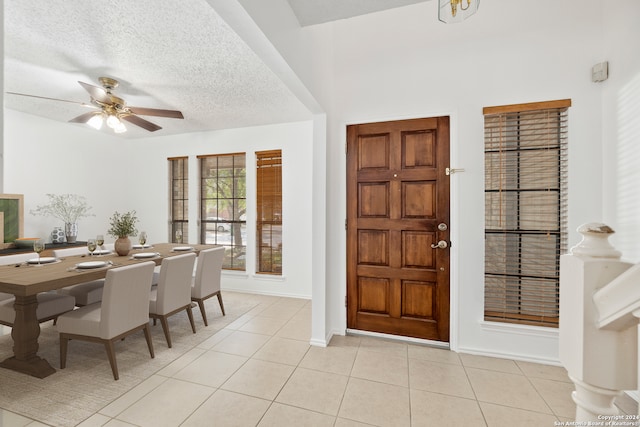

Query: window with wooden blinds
<box><xmin>256</xmin><ymin>150</ymin><xmax>282</xmax><ymax>275</ymax></box>
<box><xmin>483</xmin><ymin>99</ymin><xmax>570</xmax><ymax>327</ymax></box>
<box><xmin>169</xmin><ymin>157</ymin><xmax>188</xmax><ymax>243</ymax></box>
<box><xmin>198</xmin><ymin>153</ymin><xmax>246</xmax><ymax>271</ymax></box>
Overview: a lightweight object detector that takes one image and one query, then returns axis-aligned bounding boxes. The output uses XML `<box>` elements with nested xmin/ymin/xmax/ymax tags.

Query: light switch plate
<box><xmin>592</xmin><ymin>61</ymin><xmax>609</xmax><ymax>82</ymax></box>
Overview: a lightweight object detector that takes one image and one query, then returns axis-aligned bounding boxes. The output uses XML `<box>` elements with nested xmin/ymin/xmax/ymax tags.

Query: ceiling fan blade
<box><xmin>69</xmin><ymin>111</ymin><xmax>101</xmax><ymax>124</ymax></box>
<box><xmin>6</xmin><ymin>92</ymin><xmax>98</xmax><ymax>109</ymax></box>
<box><xmin>78</xmin><ymin>81</ymin><xmax>112</xmax><ymax>104</ymax></box>
<box><xmin>121</xmin><ymin>114</ymin><xmax>162</xmax><ymax>132</ymax></box>
<box><xmin>128</xmin><ymin>106</ymin><xmax>184</xmax><ymax>119</ymax></box>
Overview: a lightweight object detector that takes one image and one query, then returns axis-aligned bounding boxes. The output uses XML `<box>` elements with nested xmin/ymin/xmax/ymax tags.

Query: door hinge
<box><xmin>345</xmin><ymin>141</ymin><xmax>348</xmax><ymax>154</ymax></box>
<box><xmin>345</xmin><ymin>295</ymin><xmax>348</xmax><ymax>307</ymax></box>
<box><xmin>345</xmin><ymin>219</ymin><xmax>347</xmax><ymax>230</ymax></box>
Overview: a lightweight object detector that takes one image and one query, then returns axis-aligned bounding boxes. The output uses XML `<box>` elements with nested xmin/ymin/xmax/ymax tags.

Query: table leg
<box><xmin>0</xmin><ymin>294</ymin><xmax>55</xmax><ymax>378</ymax></box>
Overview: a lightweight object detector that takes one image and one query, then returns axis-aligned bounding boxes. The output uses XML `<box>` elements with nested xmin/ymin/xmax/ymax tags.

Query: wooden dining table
<box><xmin>0</xmin><ymin>243</ymin><xmax>215</xmax><ymax>378</ymax></box>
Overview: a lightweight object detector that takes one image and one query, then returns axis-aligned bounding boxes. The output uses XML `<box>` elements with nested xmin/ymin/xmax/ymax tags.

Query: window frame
<box><xmin>256</xmin><ymin>149</ymin><xmax>283</xmax><ymax>275</ymax></box>
<box><xmin>198</xmin><ymin>153</ymin><xmax>247</xmax><ymax>271</ymax></box>
<box><xmin>168</xmin><ymin>156</ymin><xmax>188</xmax><ymax>244</ymax></box>
<box><xmin>483</xmin><ymin>99</ymin><xmax>570</xmax><ymax>327</ymax></box>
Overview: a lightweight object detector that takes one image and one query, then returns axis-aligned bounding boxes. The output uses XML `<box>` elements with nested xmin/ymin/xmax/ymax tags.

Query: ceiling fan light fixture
<box><xmin>438</xmin><ymin>0</ymin><xmax>479</xmax><ymax>23</ymax></box>
<box><xmin>106</xmin><ymin>114</ymin><xmax>121</xmax><ymax>129</ymax></box>
<box><xmin>87</xmin><ymin>113</ymin><xmax>103</xmax><ymax>130</ymax></box>
<box><xmin>113</xmin><ymin>121</ymin><xmax>127</xmax><ymax>134</ymax></box>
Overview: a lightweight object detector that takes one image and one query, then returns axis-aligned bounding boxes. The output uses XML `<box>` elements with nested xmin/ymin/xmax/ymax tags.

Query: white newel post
<box><xmin>559</xmin><ymin>223</ymin><xmax>637</xmax><ymax>422</ymax></box>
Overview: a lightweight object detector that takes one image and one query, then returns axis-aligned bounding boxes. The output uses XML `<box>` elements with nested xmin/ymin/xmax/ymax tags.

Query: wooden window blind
<box><xmin>168</xmin><ymin>157</ymin><xmax>188</xmax><ymax>243</ymax></box>
<box><xmin>198</xmin><ymin>153</ymin><xmax>246</xmax><ymax>271</ymax></box>
<box><xmin>256</xmin><ymin>150</ymin><xmax>282</xmax><ymax>275</ymax></box>
<box><xmin>483</xmin><ymin>99</ymin><xmax>570</xmax><ymax>327</ymax></box>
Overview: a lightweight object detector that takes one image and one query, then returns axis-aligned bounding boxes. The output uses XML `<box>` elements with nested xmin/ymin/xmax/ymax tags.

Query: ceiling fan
<box><xmin>7</xmin><ymin>77</ymin><xmax>184</xmax><ymax>133</ymax></box>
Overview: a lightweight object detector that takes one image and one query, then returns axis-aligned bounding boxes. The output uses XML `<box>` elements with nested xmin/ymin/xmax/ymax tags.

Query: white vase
<box><xmin>65</xmin><ymin>223</ymin><xmax>78</xmax><ymax>243</ymax></box>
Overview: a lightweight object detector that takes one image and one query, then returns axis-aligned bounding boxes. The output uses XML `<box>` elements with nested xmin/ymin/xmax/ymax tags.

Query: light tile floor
<box><xmin>0</xmin><ymin>294</ymin><xmax>634</xmax><ymax>427</ymax></box>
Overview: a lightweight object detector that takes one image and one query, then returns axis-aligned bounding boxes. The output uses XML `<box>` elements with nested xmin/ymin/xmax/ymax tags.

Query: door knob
<box><xmin>431</xmin><ymin>240</ymin><xmax>448</xmax><ymax>249</ymax></box>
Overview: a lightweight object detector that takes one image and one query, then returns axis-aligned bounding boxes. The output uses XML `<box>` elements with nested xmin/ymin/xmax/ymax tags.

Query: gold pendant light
<box><xmin>438</xmin><ymin>0</ymin><xmax>479</xmax><ymax>24</ymax></box>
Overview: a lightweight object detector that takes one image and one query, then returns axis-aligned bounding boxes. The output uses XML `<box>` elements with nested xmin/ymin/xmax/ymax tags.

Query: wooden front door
<box><xmin>346</xmin><ymin>117</ymin><xmax>450</xmax><ymax>342</ymax></box>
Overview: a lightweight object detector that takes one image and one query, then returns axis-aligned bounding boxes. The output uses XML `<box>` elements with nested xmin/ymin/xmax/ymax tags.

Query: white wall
<box><xmin>324</xmin><ymin>0</ymin><xmax>606</xmax><ymax>362</ymax></box>
<box><xmin>3</xmin><ymin>110</ymin><xmax>315</xmax><ymax>299</ymax></box>
<box><xmin>601</xmin><ymin>0</ymin><xmax>640</xmax><ymax>263</ymax></box>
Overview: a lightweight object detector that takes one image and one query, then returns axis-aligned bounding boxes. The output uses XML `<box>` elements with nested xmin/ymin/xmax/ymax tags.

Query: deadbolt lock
<box><xmin>438</xmin><ymin>223</ymin><xmax>448</xmax><ymax>231</ymax></box>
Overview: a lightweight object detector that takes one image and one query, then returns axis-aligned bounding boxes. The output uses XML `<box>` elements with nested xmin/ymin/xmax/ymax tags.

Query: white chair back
<box><xmin>193</xmin><ymin>247</ymin><xmax>224</xmax><ymax>299</ymax></box>
<box><xmin>0</xmin><ymin>252</ymin><xmax>38</xmax><ymax>265</ymax></box>
<box><xmin>52</xmin><ymin>246</ymin><xmax>89</xmax><ymax>258</ymax></box>
<box><xmin>100</xmin><ymin>261</ymin><xmax>155</xmax><ymax>339</ymax></box>
<box><xmin>155</xmin><ymin>253</ymin><xmax>197</xmax><ymax>315</ymax></box>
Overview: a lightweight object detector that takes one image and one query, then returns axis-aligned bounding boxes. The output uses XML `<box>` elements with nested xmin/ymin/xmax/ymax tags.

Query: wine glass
<box><xmin>96</xmin><ymin>234</ymin><xmax>105</xmax><ymax>254</ymax></box>
<box><xmin>33</xmin><ymin>239</ymin><xmax>45</xmax><ymax>266</ymax></box>
<box><xmin>138</xmin><ymin>231</ymin><xmax>147</xmax><ymax>249</ymax></box>
<box><xmin>87</xmin><ymin>239</ymin><xmax>97</xmax><ymax>257</ymax></box>
<box><xmin>175</xmin><ymin>229</ymin><xmax>182</xmax><ymax>244</ymax></box>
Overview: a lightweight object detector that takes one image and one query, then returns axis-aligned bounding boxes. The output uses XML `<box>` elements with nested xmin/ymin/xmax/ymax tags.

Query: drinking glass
<box><xmin>87</xmin><ymin>238</ymin><xmax>97</xmax><ymax>256</ymax></box>
<box><xmin>96</xmin><ymin>234</ymin><xmax>105</xmax><ymax>253</ymax></box>
<box><xmin>138</xmin><ymin>231</ymin><xmax>147</xmax><ymax>248</ymax></box>
<box><xmin>33</xmin><ymin>239</ymin><xmax>45</xmax><ymax>265</ymax></box>
<box><xmin>175</xmin><ymin>229</ymin><xmax>182</xmax><ymax>244</ymax></box>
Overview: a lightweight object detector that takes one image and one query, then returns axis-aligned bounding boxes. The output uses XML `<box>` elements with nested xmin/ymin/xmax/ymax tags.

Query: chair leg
<box><xmin>104</xmin><ymin>340</ymin><xmax>119</xmax><ymax>380</ymax></box>
<box><xmin>143</xmin><ymin>324</ymin><xmax>155</xmax><ymax>359</ymax></box>
<box><xmin>216</xmin><ymin>292</ymin><xmax>226</xmax><ymax>316</ymax></box>
<box><xmin>60</xmin><ymin>335</ymin><xmax>68</xmax><ymax>369</ymax></box>
<box><xmin>186</xmin><ymin>306</ymin><xmax>196</xmax><ymax>334</ymax></box>
<box><xmin>196</xmin><ymin>299</ymin><xmax>208</xmax><ymax>326</ymax></box>
<box><xmin>159</xmin><ymin>316</ymin><xmax>172</xmax><ymax>348</ymax></box>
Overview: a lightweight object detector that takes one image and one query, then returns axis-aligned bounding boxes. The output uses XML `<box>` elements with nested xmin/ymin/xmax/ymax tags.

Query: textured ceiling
<box><xmin>4</xmin><ymin>0</ymin><xmax>431</xmax><ymax>138</ymax></box>
<box><xmin>286</xmin><ymin>0</ymin><xmax>429</xmax><ymax>26</ymax></box>
<box><xmin>4</xmin><ymin>0</ymin><xmax>313</xmax><ymax>138</ymax></box>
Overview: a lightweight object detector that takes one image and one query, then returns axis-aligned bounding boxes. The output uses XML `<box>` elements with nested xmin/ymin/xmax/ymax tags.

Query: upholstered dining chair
<box><xmin>53</xmin><ymin>246</ymin><xmax>105</xmax><ymax>306</ymax></box>
<box><xmin>0</xmin><ymin>252</ymin><xmax>76</xmax><ymax>326</ymax></box>
<box><xmin>149</xmin><ymin>252</ymin><xmax>197</xmax><ymax>348</ymax></box>
<box><xmin>191</xmin><ymin>246</ymin><xmax>225</xmax><ymax>326</ymax></box>
<box><xmin>57</xmin><ymin>261</ymin><xmax>156</xmax><ymax>380</ymax></box>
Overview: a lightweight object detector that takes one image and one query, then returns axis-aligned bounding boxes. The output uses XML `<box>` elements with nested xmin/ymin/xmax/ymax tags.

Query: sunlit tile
<box><xmin>338</xmin><ymin>378</ymin><xmax>410</xmax><ymax>427</ymax></box>
<box><xmin>182</xmin><ymin>389</ymin><xmax>270</xmax><ymax>427</ymax></box>
<box><xmin>460</xmin><ymin>353</ymin><xmax>522</xmax><ymax>374</ymax></box>
<box><xmin>239</xmin><ymin>316</ymin><xmax>289</xmax><ymax>335</ymax></box>
<box><xmin>222</xmin><ymin>359</ymin><xmax>294</xmax><ymax>400</ymax></box>
<box><xmin>411</xmin><ymin>389</ymin><xmax>487</xmax><ymax>426</ymax></box>
<box><xmin>299</xmin><ymin>345</ymin><xmax>358</xmax><ymax>376</ymax></box>
<box><xmin>253</xmin><ymin>336</ymin><xmax>310</xmax><ymax>365</ymax></box>
<box><xmin>529</xmin><ymin>377</ymin><xmax>576</xmax><ymax>418</ymax></box>
<box><xmin>467</xmin><ymin>367</ymin><xmax>552</xmax><ymax>413</ymax></box>
<box><xmin>117</xmin><ymin>378</ymin><xmax>214</xmax><ymax>427</ymax></box>
<box><xmin>156</xmin><ymin>347</ymin><xmax>206</xmax><ymax>377</ymax></box>
<box><xmin>358</xmin><ymin>337</ymin><xmax>408</xmax><ymax>358</ymax></box>
<box><xmin>0</xmin><ymin>409</ymin><xmax>33</xmax><ymax>427</ymax></box>
<box><xmin>172</xmin><ymin>350</ymin><xmax>247</xmax><ymax>387</ymax></box>
<box><xmin>76</xmin><ymin>413</ymin><xmax>112</xmax><ymax>426</ymax></box>
<box><xmin>409</xmin><ymin>358</ymin><xmax>475</xmax><ymax>399</ymax></box>
<box><xmin>480</xmin><ymin>402</ymin><xmax>559</xmax><ymax>427</ymax></box>
<box><xmin>276</xmin><ymin>367</ymin><xmax>349</xmax><ymax>415</ymax></box>
<box><xmin>408</xmin><ymin>344</ymin><xmax>462</xmax><ymax>365</ymax></box>
<box><xmin>351</xmin><ymin>349</ymin><xmax>408</xmax><ymax>387</ymax></box>
<box><xmin>212</xmin><ymin>330</ymin><xmax>270</xmax><ymax>357</ymax></box>
<box><xmin>100</xmin><ymin>375</ymin><xmax>168</xmax><ymax>417</ymax></box>
<box><xmin>516</xmin><ymin>360</ymin><xmax>571</xmax><ymax>382</ymax></box>
<box><xmin>258</xmin><ymin>402</ymin><xmax>335</xmax><ymax>427</ymax></box>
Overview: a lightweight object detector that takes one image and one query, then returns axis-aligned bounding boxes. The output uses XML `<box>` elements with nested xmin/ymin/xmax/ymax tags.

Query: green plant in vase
<box><xmin>107</xmin><ymin>211</ymin><xmax>139</xmax><ymax>256</ymax></box>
